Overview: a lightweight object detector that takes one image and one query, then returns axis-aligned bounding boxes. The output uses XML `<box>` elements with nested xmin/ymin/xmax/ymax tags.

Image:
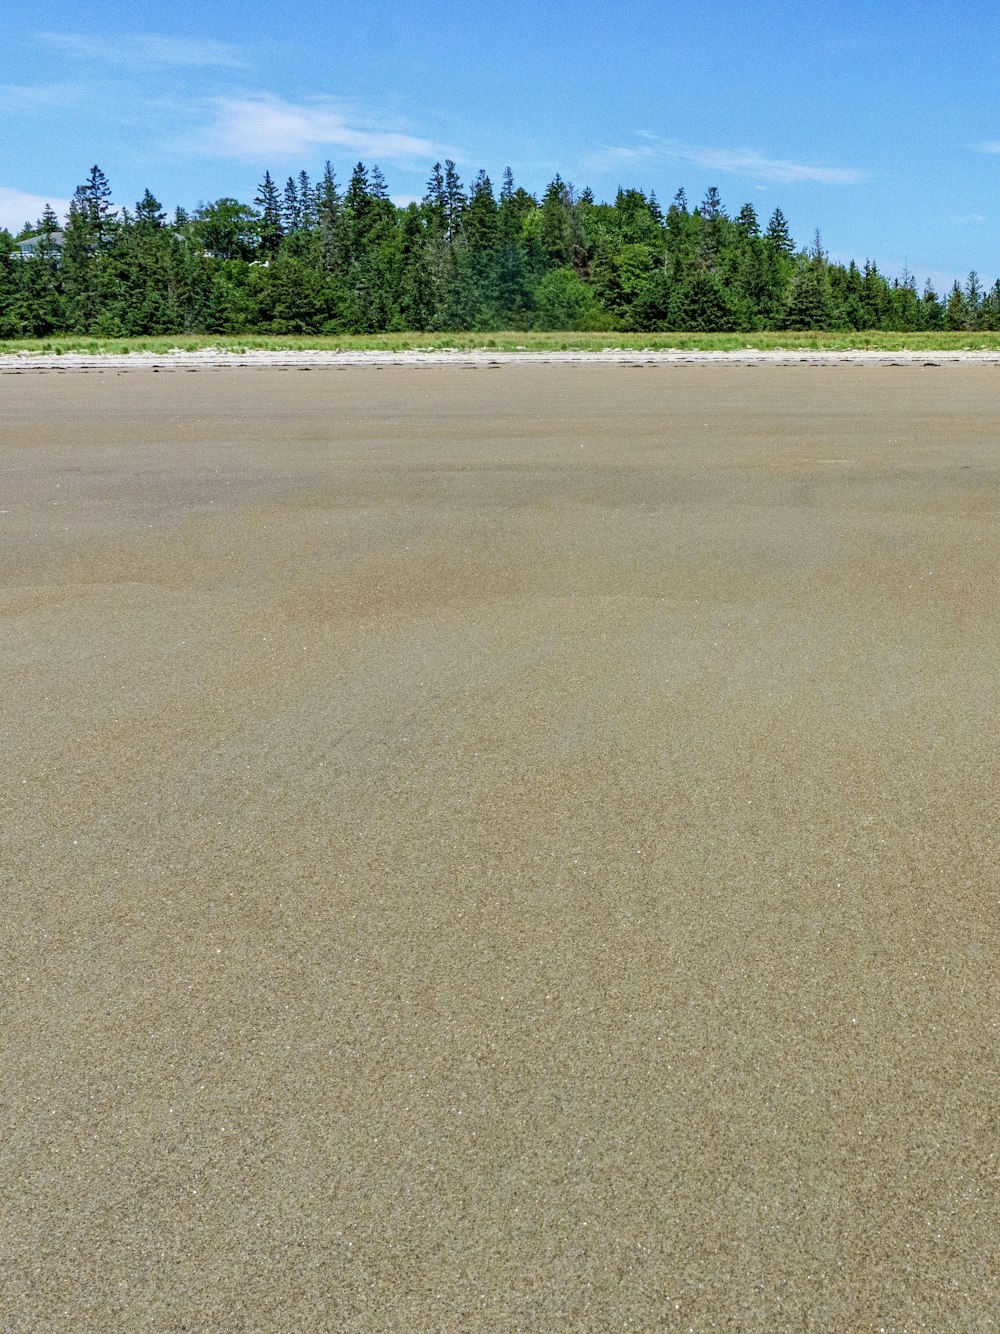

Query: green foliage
<box><xmin>785</xmin><ymin>258</ymin><xmax>837</xmax><ymax>331</ymax></box>
<box><xmin>532</xmin><ymin>267</ymin><xmax>608</xmax><ymax>330</ymax></box>
<box><xmin>0</xmin><ymin>161</ymin><xmax>987</xmax><ymax>337</ymax></box>
<box><xmin>192</xmin><ymin>199</ymin><xmax>259</xmax><ymax>261</ymax></box>
<box><xmin>672</xmin><ymin>268</ymin><xmax>737</xmax><ymax>332</ymax></box>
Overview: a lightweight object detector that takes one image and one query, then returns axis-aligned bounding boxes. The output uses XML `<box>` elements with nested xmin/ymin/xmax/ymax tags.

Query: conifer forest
<box><xmin>3</xmin><ymin>161</ymin><xmax>997</xmax><ymax>337</ymax></box>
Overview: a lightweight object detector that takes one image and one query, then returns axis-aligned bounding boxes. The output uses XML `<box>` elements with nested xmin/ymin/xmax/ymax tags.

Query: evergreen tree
<box><xmin>785</xmin><ymin>257</ymin><xmax>835</xmax><ymax>329</ymax></box>
<box><xmin>887</xmin><ymin>269</ymin><xmax>921</xmax><ymax>331</ymax></box>
<box><xmin>316</xmin><ymin>161</ymin><xmax>342</xmax><ymax>273</ymax></box>
<box><xmin>665</xmin><ymin>190</ymin><xmax>700</xmax><ymax>283</ymax></box>
<box><xmin>697</xmin><ymin>186</ymin><xmax>727</xmax><ymax>269</ymax></box>
<box><xmin>860</xmin><ymin>260</ymin><xmax>890</xmax><ymax>327</ymax></box>
<box><xmin>135</xmin><ymin>189</ymin><xmax>166</xmax><ymax>229</ymax></box>
<box><xmin>830</xmin><ymin>261</ymin><xmax>866</xmax><ymax>328</ymax></box>
<box><xmin>443</xmin><ymin>160</ymin><xmax>465</xmax><ymax>242</ymax></box>
<box><xmin>672</xmin><ymin>268</ymin><xmax>736</xmax><ymax>331</ymax></box>
<box><xmin>60</xmin><ymin>196</ymin><xmax>102</xmax><ymax>332</ymax></box>
<box><xmin>627</xmin><ymin>269</ymin><xmax>674</xmax><ymax>330</ymax></box>
<box><xmin>282</xmin><ymin>177</ymin><xmax>301</xmax><ymax>233</ymax></box>
<box><xmin>980</xmin><ymin>279</ymin><xmax>1000</xmax><ymax>331</ymax></box>
<box><xmin>424</xmin><ymin>162</ymin><xmax>447</xmax><ymax>234</ymax></box>
<box><xmin>540</xmin><ymin>175</ymin><xmax>571</xmax><ymax>266</ymax></box>
<box><xmin>920</xmin><ymin>280</ymin><xmax>944</xmax><ymax>330</ymax></box>
<box><xmin>734</xmin><ymin>203</ymin><xmax>760</xmax><ymax>240</ymax></box>
<box><xmin>344</xmin><ymin>163</ymin><xmax>373</xmax><ymax>253</ymax></box>
<box><xmin>79</xmin><ymin>165</ymin><xmax>117</xmax><ymax>250</ymax></box>
<box><xmin>944</xmin><ymin>281</ymin><xmax>968</xmax><ymax>330</ymax></box>
<box><xmin>298</xmin><ymin>170</ymin><xmax>316</xmax><ymax>229</ymax></box>
<box><xmin>12</xmin><ymin>216</ymin><xmax>63</xmax><ymax>334</ymax></box>
<box><xmin>964</xmin><ymin>271</ymin><xmax>983</xmax><ymax>328</ymax></box>
<box><xmin>463</xmin><ymin>170</ymin><xmax>500</xmax><ymax>251</ymax></box>
<box><xmin>764</xmin><ymin>208</ymin><xmax>794</xmax><ymax>256</ymax></box>
<box><xmin>254</xmin><ymin>171</ymin><xmax>284</xmax><ymax>256</ymax></box>
<box><xmin>0</xmin><ymin>232</ymin><xmax>19</xmax><ymax>336</ymax></box>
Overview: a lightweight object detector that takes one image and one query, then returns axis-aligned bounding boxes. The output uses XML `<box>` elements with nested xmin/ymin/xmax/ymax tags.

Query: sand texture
<box><xmin>1</xmin><ymin>364</ymin><xmax>997</xmax><ymax>1330</ymax></box>
<box><xmin>4</xmin><ymin>346</ymin><xmax>1000</xmax><ymax>374</ymax></box>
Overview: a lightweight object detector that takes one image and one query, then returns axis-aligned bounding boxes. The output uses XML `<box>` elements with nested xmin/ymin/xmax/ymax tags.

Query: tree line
<box><xmin>2</xmin><ymin>162</ymin><xmax>997</xmax><ymax>337</ymax></box>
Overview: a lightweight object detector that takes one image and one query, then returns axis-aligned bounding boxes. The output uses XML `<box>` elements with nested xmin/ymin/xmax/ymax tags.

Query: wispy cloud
<box><xmin>972</xmin><ymin>140</ymin><xmax>1000</xmax><ymax>155</ymax></box>
<box><xmin>0</xmin><ymin>81</ymin><xmax>85</xmax><ymax>112</ymax></box>
<box><xmin>38</xmin><ymin>31</ymin><xmax>251</xmax><ymax>69</ymax></box>
<box><xmin>585</xmin><ymin>137</ymin><xmax>868</xmax><ymax>185</ymax></box>
<box><xmin>197</xmin><ymin>95</ymin><xmax>448</xmax><ymax>163</ymax></box>
<box><xmin>0</xmin><ymin>186</ymin><xmax>73</xmax><ymax>233</ymax></box>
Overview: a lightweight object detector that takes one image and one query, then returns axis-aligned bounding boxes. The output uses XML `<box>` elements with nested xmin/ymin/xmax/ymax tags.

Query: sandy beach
<box><xmin>4</xmin><ymin>346</ymin><xmax>1000</xmax><ymax>375</ymax></box>
<box><xmin>1</xmin><ymin>363</ymin><xmax>996</xmax><ymax>1329</ymax></box>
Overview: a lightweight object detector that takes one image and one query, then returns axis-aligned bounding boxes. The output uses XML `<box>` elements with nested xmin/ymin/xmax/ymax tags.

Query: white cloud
<box><xmin>585</xmin><ymin>138</ymin><xmax>868</xmax><ymax>185</ymax></box>
<box><xmin>0</xmin><ymin>186</ymin><xmax>72</xmax><ymax>233</ymax></box>
<box><xmin>199</xmin><ymin>95</ymin><xmax>447</xmax><ymax>163</ymax></box>
<box><xmin>38</xmin><ymin>31</ymin><xmax>250</xmax><ymax>69</ymax></box>
<box><xmin>683</xmin><ymin>147</ymin><xmax>867</xmax><ymax>185</ymax></box>
<box><xmin>0</xmin><ymin>81</ymin><xmax>84</xmax><ymax>111</ymax></box>
<box><xmin>972</xmin><ymin>141</ymin><xmax>1000</xmax><ymax>155</ymax></box>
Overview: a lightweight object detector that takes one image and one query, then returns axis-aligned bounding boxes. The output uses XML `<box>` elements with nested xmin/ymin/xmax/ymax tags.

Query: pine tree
<box><xmin>964</xmin><ymin>271</ymin><xmax>983</xmax><ymax>328</ymax></box>
<box><xmin>254</xmin><ymin>171</ymin><xmax>284</xmax><ymax>256</ymax></box>
<box><xmin>463</xmin><ymin>171</ymin><xmax>500</xmax><ymax>251</ymax></box>
<box><xmin>12</xmin><ymin>212</ymin><xmax>63</xmax><ymax>334</ymax></box>
<box><xmin>0</xmin><ymin>232</ymin><xmax>20</xmax><ymax>336</ymax></box>
<box><xmin>298</xmin><ymin>170</ymin><xmax>315</xmax><ymax>228</ymax></box>
<box><xmin>735</xmin><ymin>203</ymin><xmax>760</xmax><ymax>240</ymax></box>
<box><xmin>424</xmin><ymin>162</ymin><xmax>447</xmax><ymax>234</ymax></box>
<box><xmin>540</xmin><ymin>175</ymin><xmax>571</xmax><ymax>266</ymax></box>
<box><xmin>764</xmin><ymin>208</ymin><xmax>794</xmax><ymax>256</ymax></box>
<box><xmin>282</xmin><ymin>177</ymin><xmax>301</xmax><ymax>234</ymax></box>
<box><xmin>316</xmin><ymin>161</ymin><xmax>342</xmax><ymax>272</ymax></box>
<box><xmin>61</xmin><ymin>195</ymin><xmax>102</xmax><ymax>331</ymax></box>
<box><xmin>944</xmin><ymin>281</ymin><xmax>968</xmax><ymax>330</ymax></box>
<box><xmin>697</xmin><ymin>186</ymin><xmax>728</xmax><ymax>271</ymax></box>
<box><xmin>665</xmin><ymin>191</ymin><xmax>699</xmax><ymax>283</ymax></box>
<box><xmin>860</xmin><ymin>260</ymin><xmax>889</xmax><ymax>327</ymax></box>
<box><xmin>887</xmin><ymin>269</ymin><xmax>920</xmax><ymax>331</ymax></box>
<box><xmin>344</xmin><ymin>163</ymin><xmax>372</xmax><ymax>249</ymax></box>
<box><xmin>443</xmin><ymin>161</ymin><xmax>465</xmax><ymax>242</ymax></box>
<box><xmin>626</xmin><ymin>269</ymin><xmax>674</xmax><ymax>331</ymax></box>
<box><xmin>920</xmin><ymin>280</ymin><xmax>944</xmax><ymax>330</ymax></box>
<box><xmin>135</xmin><ymin>189</ymin><xmax>166</xmax><ymax>229</ymax></box>
<box><xmin>109</xmin><ymin>192</ymin><xmax>180</xmax><ymax>334</ymax></box>
<box><xmin>785</xmin><ymin>258</ymin><xmax>835</xmax><ymax>329</ymax></box>
<box><xmin>979</xmin><ymin>279</ymin><xmax>1000</xmax><ymax>330</ymax></box>
<box><xmin>671</xmin><ymin>267</ymin><xmax>736</xmax><ymax>331</ymax></box>
<box><xmin>79</xmin><ymin>165</ymin><xmax>117</xmax><ymax>250</ymax></box>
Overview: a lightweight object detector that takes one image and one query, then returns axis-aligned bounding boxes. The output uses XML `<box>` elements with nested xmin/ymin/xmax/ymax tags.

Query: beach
<box><xmin>2</xmin><ymin>362</ymin><xmax>996</xmax><ymax>1329</ymax></box>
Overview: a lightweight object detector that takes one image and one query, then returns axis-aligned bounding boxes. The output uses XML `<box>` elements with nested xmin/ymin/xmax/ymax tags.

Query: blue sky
<box><xmin>2</xmin><ymin>0</ymin><xmax>997</xmax><ymax>289</ymax></box>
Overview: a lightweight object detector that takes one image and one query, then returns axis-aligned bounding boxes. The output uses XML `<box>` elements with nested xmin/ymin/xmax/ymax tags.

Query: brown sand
<box><xmin>1</xmin><ymin>364</ymin><xmax>996</xmax><ymax>1330</ymax></box>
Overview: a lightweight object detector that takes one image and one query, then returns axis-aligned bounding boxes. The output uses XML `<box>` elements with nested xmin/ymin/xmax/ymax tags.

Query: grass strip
<box><xmin>4</xmin><ymin>330</ymin><xmax>1000</xmax><ymax>356</ymax></box>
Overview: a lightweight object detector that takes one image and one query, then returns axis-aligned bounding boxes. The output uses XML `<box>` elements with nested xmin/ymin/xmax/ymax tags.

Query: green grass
<box><xmin>3</xmin><ymin>330</ymin><xmax>1000</xmax><ymax>356</ymax></box>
